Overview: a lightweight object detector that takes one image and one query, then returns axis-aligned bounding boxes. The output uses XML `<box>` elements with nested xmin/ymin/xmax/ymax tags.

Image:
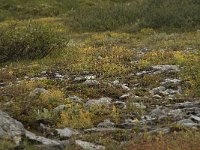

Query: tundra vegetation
<box><xmin>0</xmin><ymin>0</ymin><xmax>200</xmax><ymax>150</ymax></box>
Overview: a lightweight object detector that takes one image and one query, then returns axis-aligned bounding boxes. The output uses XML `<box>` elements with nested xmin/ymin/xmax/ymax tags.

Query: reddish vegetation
<box><xmin>127</xmin><ymin>132</ymin><xmax>200</xmax><ymax>150</ymax></box>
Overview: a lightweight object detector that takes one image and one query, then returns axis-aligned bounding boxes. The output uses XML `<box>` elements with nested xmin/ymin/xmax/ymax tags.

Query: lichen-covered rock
<box><xmin>29</xmin><ymin>88</ymin><xmax>48</xmax><ymax>97</ymax></box>
<box><xmin>85</xmin><ymin>97</ymin><xmax>112</xmax><ymax>107</ymax></box>
<box><xmin>55</xmin><ymin>128</ymin><xmax>79</xmax><ymax>139</ymax></box>
<box><xmin>75</xmin><ymin>140</ymin><xmax>105</xmax><ymax>150</ymax></box>
<box><xmin>0</xmin><ymin>110</ymin><xmax>25</xmax><ymax>145</ymax></box>
<box><xmin>97</xmin><ymin>119</ymin><xmax>115</xmax><ymax>128</ymax></box>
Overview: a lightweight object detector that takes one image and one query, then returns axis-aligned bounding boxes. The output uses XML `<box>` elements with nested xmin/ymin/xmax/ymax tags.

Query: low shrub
<box><xmin>140</xmin><ymin>0</ymin><xmax>200</xmax><ymax>29</ymax></box>
<box><xmin>69</xmin><ymin>0</ymin><xmax>200</xmax><ymax>32</ymax></box>
<box><xmin>0</xmin><ymin>21</ymin><xmax>67</xmax><ymax>63</ymax></box>
<box><xmin>69</xmin><ymin>2</ymin><xmax>139</xmax><ymax>32</ymax></box>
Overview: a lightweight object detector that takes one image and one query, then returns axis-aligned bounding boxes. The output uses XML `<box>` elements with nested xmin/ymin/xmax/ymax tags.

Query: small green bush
<box><xmin>68</xmin><ymin>0</ymin><xmax>200</xmax><ymax>32</ymax></box>
<box><xmin>0</xmin><ymin>22</ymin><xmax>66</xmax><ymax>63</ymax></box>
<box><xmin>140</xmin><ymin>0</ymin><xmax>200</xmax><ymax>29</ymax></box>
<box><xmin>69</xmin><ymin>2</ymin><xmax>139</xmax><ymax>32</ymax></box>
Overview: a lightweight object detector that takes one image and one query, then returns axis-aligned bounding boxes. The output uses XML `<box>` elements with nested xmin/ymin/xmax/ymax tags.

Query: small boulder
<box><xmin>83</xmin><ymin>80</ymin><xmax>100</xmax><ymax>86</ymax></box>
<box><xmin>75</xmin><ymin>140</ymin><xmax>105</xmax><ymax>150</ymax></box>
<box><xmin>29</xmin><ymin>88</ymin><xmax>48</xmax><ymax>97</ymax></box>
<box><xmin>0</xmin><ymin>110</ymin><xmax>25</xmax><ymax>145</ymax></box>
<box><xmin>55</xmin><ymin>128</ymin><xmax>79</xmax><ymax>139</ymax></box>
<box><xmin>97</xmin><ymin>119</ymin><xmax>115</xmax><ymax>128</ymax></box>
<box><xmin>85</xmin><ymin>97</ymin><xmax>112</xmax><ymax>107</ymax></box>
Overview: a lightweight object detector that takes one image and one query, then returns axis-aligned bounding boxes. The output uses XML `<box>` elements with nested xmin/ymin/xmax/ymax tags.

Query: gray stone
<box><xmin>0</xmin><ymin>110</ymin><xmax>25</xmax><ymax>145</ymax></box>
<box><xmin>41</xmin><ymin>71</ymin><xmax>47</xmax><ymax>75</ymax></box>
<box><xmin>177</xmin><ymin>119</ymin><xmax>198</xmax><ymax>128</ymax></box>
<box><xmin>136</xmin><ymin>65</ymin><xmax>180</xmax><ymax>76</ymax></box>
<box><xmin>150</xmin><ymin>107</ymin><xmax>169</xmax><ymax>119</ymax></box>
<box><xmin>113</xmin><ymin>80</ymin><xmax>120</xmax><ymax>86</ymax></box>
<box><xmin>161</xmin><ymin>78</ymin><xmax>181</xmax><ymax>86</ymax></box>
<box><xmin>75</xmin><ymin>140</ymin><xmax>105</xmax><ymax>150</ymax></box>
<box><xmin>85</xmin><ymin>75</ymin><xmax>96</xmax><ymax>80</ymax></box>
<box><xmin>85</xmin><ymin>97</ymin><xmax>112</xmax><ymax>107</ymax></box>
<box><xmin>97</xmin><ymin>119</ymin><xmax>115</xmax><ymax>128</ymax></box>
<box><xmin>153</xmin><ymin>94</ymin><xmax>162</xmax><ymax>99</ymax></box>
<box><xmin>83</xmin><ymin>80</ymin><xmax>100</xmax><ymax>86</ymax></box>
<box><xmin>149</xmin><ymin>86</ymin><xmax>166</xmax><ymax>95</ymax></box>
<box><xmin>173</xmin><ymin>101</ymin><xmax>200</xmax><ymax>109</ymax></box>
<box><xmin>0</xmin><ymin>82</ymin><xmax>6</xmax><ymax>88</ymax></box>
<box><xmin>68</xmin><ymin>95</ymin><xmax>83</xmax><ymax>103</ymax></box>
<box><xmin>148</xmin><ymin>127</ymin><xmax>170</xmax><ymax>134</ymax></box>
<box><xmin>152</xmin><ymin>65</ymin><xmax>180</xmax><ymax>74</ymax></box>
<box><xmin>85</xmin><ymin>128</ymin><xmax>116</xmax><ymax>133</ymax></box>
<box><xmin>74</xmin><ymin>76</ymin><xmax>86</xmax><ymax>82</ymax></box>
<box><xmin>136</xmin><ymin>71</ymin><xmax>151</xmax><ymax>76</ymax></box>
<box><xmin>29</xmin><ymin>88</ymin><xmax>48</xmax><ymax>97</ymax></box>
<box><xmin>55</xmin><ymin>73</ymin><xmax>64</xmax><ymax>79</ymax></box>
<box><xmin>53</xmin><ymin>105</ymin><xmax>66</xmax><ymax>112</ymax></box>
<box><xmin>55</xmin><ymin>128</ymin><xmax>79</xmax><ymax>139</ymax></box>
<box><xmin>168</xmin><ymin>109</ymin><xmax>183</xmax><ymax>120</ymax></box>
<box><xmin>150</xmin><ymin>86</ymin><xmax>181</xmax><ymax>97</ymax></box>
<box><xmin>114</xmin><ymin>101</ymin><xmax>126</xmax><ymax>109</ymax></box>
<box><xmin>132</xmin><ymin>102</ymin><xmax>146</xmax><ymax>109</ymax></box>
<box><xmin>190</xmin><ymin>115</ymin><xmax>200</xmax><ymax>123</ymax></box>
<box><xmin>120</xmin><ymin>93</ymin><xmax>130</xmax><ymax>100</ymax></box>
<box><xmin>25</xmin><ymin>130</ymin><xmax>63</xmax><ymax>145</ymax></box>
<box><xmin>121</xmin><ymin>84</ymin><xmax>130</xmax><ymax>91</ymax></box>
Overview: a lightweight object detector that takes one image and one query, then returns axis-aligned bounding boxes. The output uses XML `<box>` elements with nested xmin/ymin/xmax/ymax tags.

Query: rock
<box><xmin>120</xmin><ymin>93</ymin><xmax>130</xmax><ymax>100</ymax></box>
<box><xmin>153</xmin><ymin>94</ymin><xmax>162</xmax><ymax>99</ymax></box>
<box><xmin>149</xmin><ymin>86</ymin><xmax>166</xmax><ymax>95</ymax></box>
<box><xmin>55</xmin><ymin>128</ymin><xmax>79</xmax><ymax>139</ymax></box>
<box><xmin>161</xmin><ymin>78</ymin><xmax>181</xmax><ymax>86</ymax></box>
<box><xmin>177</xmin><ymin>119</ymin><xmax>199</xmax><ymax>129</ymax></box>
<box><xmin>74</xmin><ymin>75</ymin><xmax>96</xmax><ymax>83</ymax></box>
<box><xmin>136</xmin><ymin>65</ymin><xmax>180</xmax><ymax>76</ymax></box>
<box><xmin>85</xmin><ymin>75</ymin><xmax>96</xmax><ymax>80</ymax></box>
<box><xmin>39</xmin><ymin>123</ymin><xmax>51</xmax><ymax>134</ymax></box>
<box><xmin>113</xmin><ymin>80</ymin><xmax>120</xmax><ymax>86</ymax></box>
<box><xmin>168</xmin><ymin>109</ymin><xmax>183</xmax><ymax>120</ymax></box>
<box><xmin>53</xmin><ymin>105</ymin><xmax>66</xmax><ymax>112</ymax></box>
<box><xmin>121</xmin><ymin>84</ymin><xmax>130</xmax><ymax>91</ymax></box>
<box><xmin>68</xmin><ymin>95</ymin><xmax>83</xmax><ymax>103</ymax></box>
<box><xmin>85</xmin><ymin>128</ymin><xmax>116</xmax><ymax>133</ymax></box>
<box><xmin>83</xmin><ymin>80</ymin><xmax>100</xmax><ymax>86</ymax></box>
<box><xmin>25</xmin><ymin>130</ymin><xmax>69</xmax><ymax>147</ymax></box>
<box><xmin>0</xmin><ymin>110</ymin><xmax>25</xmax><ymax>145</ymax></box>
<box><xmin>173</xmin><ymin>101</ymin><xmax>200</xmax><ymax>109</ymax></box>
<box><xmin>148</xmin><ymin>127</ymin><xmax>170</xmax><ymax>134</ymax></box>
<box><xmin>0</xmin><ymin>82</ymin><xmax>6</xmax><ymax>87</ymax></box>
<box><xmin>152</xmin><ymin>65</ymin><xmax>180</xmax><ymax>74</ymax></box>
<box><xmin>116</xmin><ymin>118</ymin><xmax>142</xmax><ymax>129</ymax></box>
<box><xmin>113</xmin><ymin>80</ymin><xmax>130</xmax><ymax>91</ymax></box>
<box><xmin>74</xmin><ymin>76</ymin><xmax>86</xmax><ymax>83</ymax></box>
<box><xmin>85</xmin><ymin>97</ymin><xmax>112</xmax><ymax>107</ymax></box>
<box><xmin>150</xmin><ymin>107</ymin><xmax>169</xmax><ymax>119</ymax></box>
<box><xmin>150</xmin><ymin>86</ymin><xmax>181</xmax><ymax>97</ymax></box>
<box><xmin>29</xmin><ymin>88</ymin><xmax>48</xmax><ymax>97</ymax></box>
<box><xmin>97</xmin><ymin>119</ymin><xmax>115</xmax><ymax>128</ymax></box>
<box><xmin>75</xmin><ymin>140</ymin><xmax>105</xmax><ymax>150</ymax></box>
<box><xmin>55</xmin><ymin>73</ymin><xmax>64</xmax><ymax>79</ymax></box>
<box><xmin>132</xmin><ymin>102</ymin><xmax>146</xmax><ymax>109</ymax></box>
<box><xmin>190</xmin><ymin>115</ymin><xmax>200</xmax><ymax>123</ymax></box>
<box><xmin>114</xmin><ymin>101</ymin><xmax>126</xmax><ymax>109</ymax></box>
<box><xmin>136</xmin><ymin>71</ymin><xmax>151</xmax><ymax>76</ymax></box>
<box><xmin>41</xmin><ymin>71</ymin><xmax>47</xmax><ymax>75</ymax></box>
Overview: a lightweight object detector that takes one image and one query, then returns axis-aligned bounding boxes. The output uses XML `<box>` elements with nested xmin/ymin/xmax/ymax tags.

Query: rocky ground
<box><xmin>0</xmin><ymin>24</ymin><xmax>200</xmax><ymax>150</ymax></box>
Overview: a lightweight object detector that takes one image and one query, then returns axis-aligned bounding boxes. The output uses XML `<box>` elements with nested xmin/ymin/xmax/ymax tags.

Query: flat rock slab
<box><xmin>75</xmin><ymin>140</ymin><xmax>105</xmax><ymax>150</ymax></box>
<box><xmin>0</xmin><ymin>110</ymin><xmax>25</xmax><ymax>145</ymax></box>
